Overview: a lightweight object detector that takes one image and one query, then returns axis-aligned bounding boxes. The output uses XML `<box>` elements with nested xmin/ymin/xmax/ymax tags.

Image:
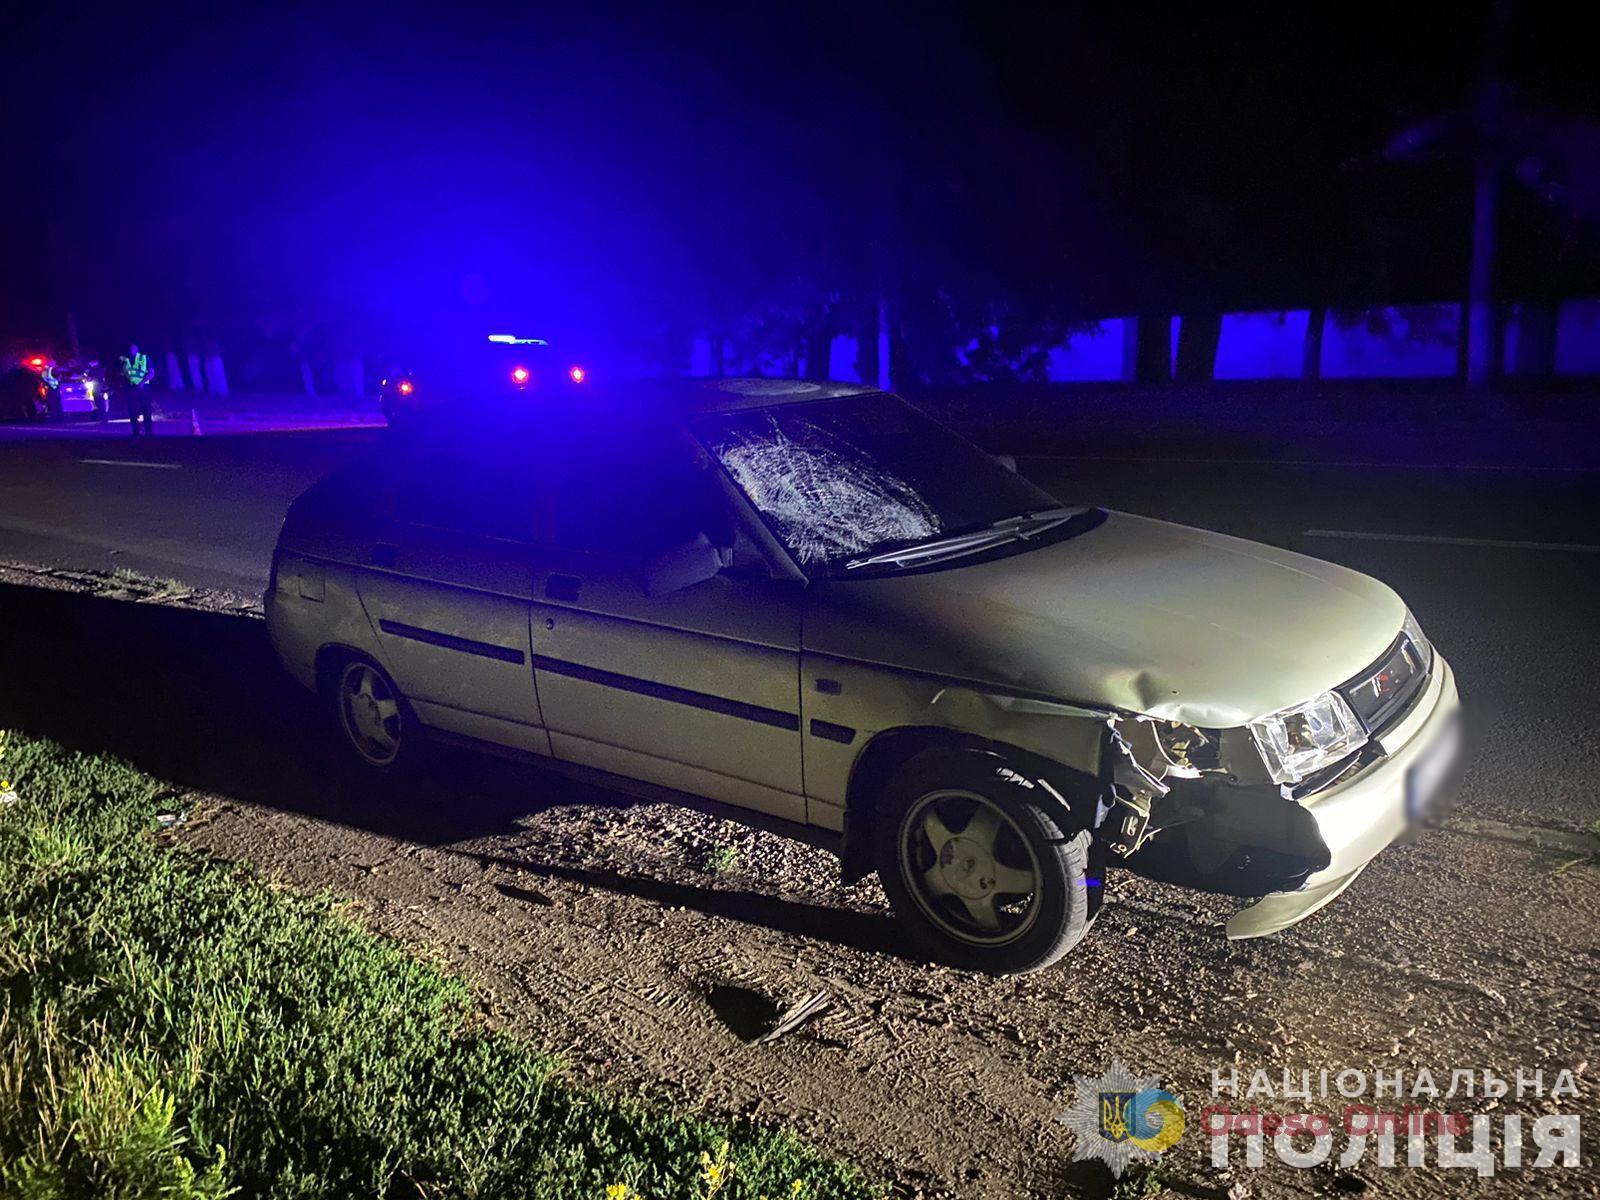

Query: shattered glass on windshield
<box><xmin>694</xmin><ymin>392</ymin><xmax>1069</xmax><ymax>575</ymax></box>
<box><xmin>709</xmin><ymin>414</ymin><xmax>942</xmax><ymax>565</ymax></box>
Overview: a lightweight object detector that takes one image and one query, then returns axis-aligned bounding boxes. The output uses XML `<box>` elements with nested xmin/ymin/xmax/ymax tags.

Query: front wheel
<box><xmin>875</xmin><ymin>748</ymin><xmax>1097</xmax><ymax>975</ymax></box>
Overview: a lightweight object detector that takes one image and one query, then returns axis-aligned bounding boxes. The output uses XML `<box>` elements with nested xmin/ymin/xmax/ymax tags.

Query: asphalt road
<box><xmin>0</xmin><ymin>419</ymin><xmax>1595</xmax><ymax>1194</ymax></box>
<box><xmin>0</xmin><ymin>426</ymin><xmax>377</xmax><ymax>592</ymax></box>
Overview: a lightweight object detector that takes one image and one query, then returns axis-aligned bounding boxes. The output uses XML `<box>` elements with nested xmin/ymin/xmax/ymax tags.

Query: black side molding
<box><xmin>532</xmin><ymin>654</ymin><xmax>800</xmax><ymax>731</ymax></box>
<box><xmin>809</xmin><ymin>719</ymin><xmax>856</xmax><ymax>744</ymax></box>
<box><xmin>377</xmin><ymin>619</ymin><xmax>526</xmax><ymax>664</ymax></box>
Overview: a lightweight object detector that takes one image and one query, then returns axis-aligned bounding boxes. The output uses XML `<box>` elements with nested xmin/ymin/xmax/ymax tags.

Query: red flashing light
<box><xmin>397</xmin><ymin>379</ymin><xmax>415</xmax><ymax>396</ymax></box>
<box><xmin>511</xmin><ymin>366</ymin><xmax>529</xmax><ymax>384</ymax></box>
<box><xmin>568</xmin><ymin>365</ymin><xmax>586</xmax><ymax>384</ymax></box>
<box><xmin>25</xmin><ymin>356</ymin><xmax>45</xmax><ymax>370</ymax></box>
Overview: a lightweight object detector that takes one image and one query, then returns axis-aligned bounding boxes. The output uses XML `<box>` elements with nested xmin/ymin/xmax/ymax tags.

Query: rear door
<box><xmin>527</xmin><ymin>432</ymin><xmax>806</xmax><ymax>821</ymax></box>
<box><xmin>355</xmin><ymin>435</ymin><xmax>549</xmax><ymax>754</ymax></box>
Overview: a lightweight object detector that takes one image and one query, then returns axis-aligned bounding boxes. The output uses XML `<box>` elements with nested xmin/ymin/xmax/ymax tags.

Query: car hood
<box><xmin>803</xmin><ymin>511</ymin><xmax>1405</xmax><ymax>727</ymax></box>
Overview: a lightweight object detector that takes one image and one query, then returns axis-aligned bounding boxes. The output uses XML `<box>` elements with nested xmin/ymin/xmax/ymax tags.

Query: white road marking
<box><xmin>1303</xmin><ymin>528</ymin><xmax>1600</xmax><ymax>553</ymax></box>
<box><xmin>1023</xmin><ymin>453</ymin><xmax>1594</xmax><ymax>473</ymax></box>
<box><xmin>78</xmin><ymin>459</ymin><xmax>182</xmax><ymax>469</ymax></box>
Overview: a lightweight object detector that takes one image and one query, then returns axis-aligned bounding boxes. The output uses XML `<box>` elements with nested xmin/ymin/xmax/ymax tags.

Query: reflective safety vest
<box><xmin>120</xmin><ymin>352</ymin><xmax>150</xmax><ymax>386</ymax></box>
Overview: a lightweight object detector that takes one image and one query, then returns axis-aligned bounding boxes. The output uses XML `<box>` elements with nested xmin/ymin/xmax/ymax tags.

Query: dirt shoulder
<box><xmin>179</xmin><ymin>766</ymin><xmax>1600</xmax><ymax>1199</ymax></box>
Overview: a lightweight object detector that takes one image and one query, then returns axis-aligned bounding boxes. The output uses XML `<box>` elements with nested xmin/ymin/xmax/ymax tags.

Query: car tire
<box><xmin>875</xmin><ymin>747</ymin><xmax>1097</xmax><ymax>975</ymax></box>
<box><xmin>324</xmin><ymin>654</ymin><xmax>417</xmax><ymax>775</ymax></box>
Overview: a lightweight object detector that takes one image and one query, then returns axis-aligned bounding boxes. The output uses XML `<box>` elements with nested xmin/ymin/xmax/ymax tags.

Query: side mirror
<box><xmin>993</xmin><ymin>453</ymin><xmax>1018</xmax><ymax>473</ymax></box>
<box><xmin>643</xmin><ymin>533</ymin><xmax>724</xmax><ymax>597</ymax></box>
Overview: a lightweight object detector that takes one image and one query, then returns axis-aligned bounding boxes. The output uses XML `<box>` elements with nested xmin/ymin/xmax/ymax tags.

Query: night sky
<box><xmin>4</xmin><ymin>2</ymin><xmax>1599</xmax><ymax>358</ymax></box>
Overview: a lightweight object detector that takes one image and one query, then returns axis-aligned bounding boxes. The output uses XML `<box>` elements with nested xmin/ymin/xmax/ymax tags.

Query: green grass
<box><xmin>706</xmin><ymin>844</ymin><xmax>741</xmax><ymax>876</ymax></box>
<box><xmin>106</xmin><ymin>567</ymin><xmax>189</xmax><ymax>596</ymax></box>
<box><xmin>1553</xmin><ymin>819</ymin><xmax>1600</xmax><ymax>876</ymax></box>
<box><xmin>0</xmin><ymin>731</ymin><xmax>883</xmax><ymax>1200</ymax></box>
<box><xmin>1106</xmin><ymin>1163</ymin><xmax>1167</xmax><ymax>1199</ymax></box>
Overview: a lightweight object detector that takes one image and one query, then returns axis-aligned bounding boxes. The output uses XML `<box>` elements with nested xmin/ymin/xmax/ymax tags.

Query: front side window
<box><xmin>691</xmin><ymin>394</ymin><xmax>1086</xmax><ymax>575</ymax></box>
<box><xmin>538</xmin><ymin>431</ymin><xmax>729</xmax><ymax>561</ymax></box>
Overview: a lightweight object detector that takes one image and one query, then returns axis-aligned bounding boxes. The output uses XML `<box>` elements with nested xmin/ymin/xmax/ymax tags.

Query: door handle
<box><xmin>371</xmin><ymin>542</ymin><xmax>398</xmax><ymax>568</ymax></box>
<box><xmin>546</xmin><ymin>573</ymin><xmax>582</xmax><ymax>602</ymax></box>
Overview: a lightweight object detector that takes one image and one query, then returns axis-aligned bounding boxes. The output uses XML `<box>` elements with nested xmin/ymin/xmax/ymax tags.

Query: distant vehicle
<box><xmin>0</xmin><ymin>366</ymin><xmax>43</xmax><ymax>422</ymax></box>
<box><xmin>268</xmin><ymin>378</ymin><xmax>1461</xmax><ymax>974</ymax></box>
<box><xmin>10</xmin><ymin>355</ymin><xmax>108</xmax><ymax>421</ymax></box>
<box><xmin>378</xmin><ymin>334</ymin><xmax>588</xmax><ymax>424</ymax></box>
<box><xmin>55</xmin><ymin>361</ymin><xmax>108</xmax><ymax>419</ymax></box>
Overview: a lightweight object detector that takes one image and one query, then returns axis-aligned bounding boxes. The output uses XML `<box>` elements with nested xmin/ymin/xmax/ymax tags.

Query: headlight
<box><xmin>1401</xmin><ymin>608</ymin><xmax>1433</xmax><ymax>673</ymax></box>
<box><xmin>1249</xmin><ymin>691</ymin><xmax>1367</xmax><ymax>784</ymax></box>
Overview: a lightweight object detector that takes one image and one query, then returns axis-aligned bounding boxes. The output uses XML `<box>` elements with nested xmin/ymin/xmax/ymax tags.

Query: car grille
<box><xmin>1337</xmin><ymin>632</ymin><xmax>1430</xmax><ymax>737</ymax></box>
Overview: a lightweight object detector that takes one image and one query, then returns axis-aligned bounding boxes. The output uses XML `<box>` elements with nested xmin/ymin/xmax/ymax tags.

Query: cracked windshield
<box><xmin>694</xmin><ymin>393</ymin><xmax>1066</xmax><ymax>572</ymax></box>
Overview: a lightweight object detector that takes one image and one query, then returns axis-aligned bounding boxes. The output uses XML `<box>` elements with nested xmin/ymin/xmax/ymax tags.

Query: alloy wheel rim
<box><xmin>898</xmin><ymin>788</ymin><xmax>1043</xmax><ymax>946</ymax></box>
<box><xmin>338</xmin><ymin>662</ymin><xmax>402</xmax><ymax>766</ymax></box>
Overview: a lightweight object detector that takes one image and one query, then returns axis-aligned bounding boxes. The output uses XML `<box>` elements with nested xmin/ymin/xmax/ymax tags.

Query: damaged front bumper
<box><xmin>1123</xmin><ymin>653</ymin><xmax>1462</xmax><ymax>938</ymax></box>
<box><xmin>1226</xmin><ymin>653</ymin><xmax>1461</xmax><ymax>938</ymax></box>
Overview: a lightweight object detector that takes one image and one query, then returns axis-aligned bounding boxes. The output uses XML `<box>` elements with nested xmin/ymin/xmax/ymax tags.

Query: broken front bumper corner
<box><xmin>1226</xmin><ymin>653</ymin><xmax>1461</xmax><ymax>939</ymax></box>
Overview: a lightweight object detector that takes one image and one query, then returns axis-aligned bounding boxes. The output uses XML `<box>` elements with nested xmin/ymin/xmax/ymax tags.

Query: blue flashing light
<box><xmin>487</xmin><ymin>334</ymin><xmax>549</xmax><ymax>346</ymax></box>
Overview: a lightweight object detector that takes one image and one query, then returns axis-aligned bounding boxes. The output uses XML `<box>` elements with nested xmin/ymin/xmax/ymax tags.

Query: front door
<box><xmin>531</xmin><ymin>558</ymin><xmax>803</xmax><ymax>820</ymax></box>
<box><xmin>525</xmin><ymin>429</ymin><xmax>805</xmax><ymax>820</ymax></box>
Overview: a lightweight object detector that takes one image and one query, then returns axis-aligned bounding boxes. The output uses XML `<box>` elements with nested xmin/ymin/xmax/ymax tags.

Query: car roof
<box><xmin>613</xmin><ymin>376</ymin><xmax>882</xmax><ymax>416</ymax></box>
<box><xmin>386</xmin><ymin>377</ymin><xmax>885</xmax><ymax>452</ymax></box>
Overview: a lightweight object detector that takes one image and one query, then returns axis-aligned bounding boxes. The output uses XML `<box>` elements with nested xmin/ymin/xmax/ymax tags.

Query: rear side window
<box><xmin>389</xmin><ymin>438</ymin><xmax>537</xmax><ymax>543</ymax></box>
<box><xmin>378</xmin><ymin>418</ymin><xmax>726</xmax><ymax>557</ymax></box>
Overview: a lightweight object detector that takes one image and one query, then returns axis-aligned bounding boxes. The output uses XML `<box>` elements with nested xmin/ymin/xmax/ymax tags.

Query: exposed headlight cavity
<box><xmin>1248</xmin><ymin>691</ymin><xmax>1367</xmax><ymax>785</ymax></box>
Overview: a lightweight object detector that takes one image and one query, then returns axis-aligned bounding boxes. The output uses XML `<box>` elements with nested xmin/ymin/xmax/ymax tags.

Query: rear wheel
<box><xmin>328</xmin><ymin>657</ymin><xmax>413</xmax><ymax>771</ymax></box>
<box><xmin>876</xmin><ymin>748</ymin><xmax>1097</xmax><ymax>974</ymax></box>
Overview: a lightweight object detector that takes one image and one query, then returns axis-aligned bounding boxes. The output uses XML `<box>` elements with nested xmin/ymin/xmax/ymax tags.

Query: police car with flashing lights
<box><xmin>378</xmin><ymin>335</ymin><xmax>589</xmax><ymax>424</ymax></box>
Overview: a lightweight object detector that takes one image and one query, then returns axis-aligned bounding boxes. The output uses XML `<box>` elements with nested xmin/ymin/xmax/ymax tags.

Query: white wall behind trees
<box><xmin>1032</xmin><ymin>299</ymin><xmax>1600</xmax><ymax>383</ymax></box>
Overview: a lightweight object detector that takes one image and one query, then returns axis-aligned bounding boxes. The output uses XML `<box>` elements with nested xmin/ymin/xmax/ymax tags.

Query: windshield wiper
<box><xmin>843</xmin><ymin>506</ymin><xmax>1084</xmax><ymax>571</ymax></box>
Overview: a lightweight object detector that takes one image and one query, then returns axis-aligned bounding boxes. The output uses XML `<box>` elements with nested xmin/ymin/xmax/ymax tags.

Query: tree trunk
<box><xmin>1174</xmin><ymin>312</ymin><xmax>1222</xmax><ymax>383</ymax></box>
<box><xmin>1465</xmin><ymin>152</ymin><xmax>1499</xmax><ymax>390</ymax></box>
<box><xmin>1133</xmin><ymin>313</ymin><xmax>1171</xmax><ymax>384</ymax></box>
<box><xmin>1302</xmin><ymin>307</ymin><xmax>1326</xmax><ymax>381</ymax></box>
<box><xmin>876</xmin><ymin>297</ymin><xmax>893</xmax><ymax>391</ymax></box>
<box><xmin>858</xmin><ymin>306</ymin><xmax>880</xmax><ymax>390</ymax></box>
<box><xmin>809</xmin><ymin>312</ymin><xmax>835</xmax><ymax>381</ymax></box>
<box><xmin>1510</xmin><ymin>300</ymin><xmax>1557</xmax><ymax>379</ymax></box>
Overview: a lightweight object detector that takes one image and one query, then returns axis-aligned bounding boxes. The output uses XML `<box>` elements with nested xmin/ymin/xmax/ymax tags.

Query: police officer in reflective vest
<box><xmin>118</xmin><ymin>344</ymin><xmax>153</xmax><ymax>436</ymax></box>
<box><xmin>38</xmin><ymin>361</ymin><xmax>60</xmax><ymax>420</ymax></box>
